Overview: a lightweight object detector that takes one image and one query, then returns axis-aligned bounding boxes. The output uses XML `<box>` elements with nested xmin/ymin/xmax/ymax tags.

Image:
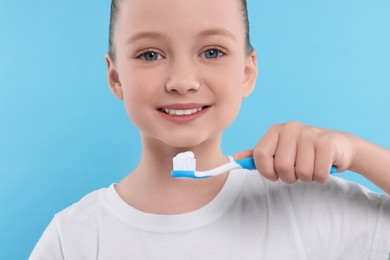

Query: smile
<box><xmin>157</xmin><ymin>104</ymin><xmax>211</xmax><ymax>123</ymax></box>
<box><xmin>162</xmin><ymin>107</ymin><xmax>203</xmax><ymax>116</ymax></box>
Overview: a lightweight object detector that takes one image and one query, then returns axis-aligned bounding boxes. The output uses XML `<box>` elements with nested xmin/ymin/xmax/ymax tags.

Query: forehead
<box><xmin>115</xmin><ymin>0</ymin><xmax>244</xmax><ymax>43</ymax></box>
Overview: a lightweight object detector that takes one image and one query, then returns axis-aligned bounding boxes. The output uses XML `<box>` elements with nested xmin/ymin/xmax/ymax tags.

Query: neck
<box><xmin>115</xmin><ymin>133</ymin><xmax>230</xmax><ymax>214</ymax></box>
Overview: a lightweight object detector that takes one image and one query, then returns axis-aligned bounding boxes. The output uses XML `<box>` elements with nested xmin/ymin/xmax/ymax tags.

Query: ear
<box><xmin>242</xmin><ymin>50</ymin><xmax>258</xmax><ymax>98</ymax></box>
<box><xmin>105</xmin><ymin>53</ymin><xmax>124</xmax><ymax>100</ymax></box>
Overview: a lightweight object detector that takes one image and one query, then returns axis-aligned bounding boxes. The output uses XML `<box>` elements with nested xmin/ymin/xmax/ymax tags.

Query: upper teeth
<box><xmin>163</xmin><ymin>107</ymin><xmax>203</xmax><ymax>115</ymax></box>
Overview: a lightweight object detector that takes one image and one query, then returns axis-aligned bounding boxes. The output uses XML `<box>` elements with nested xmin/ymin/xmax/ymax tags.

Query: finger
<box><xmin>253</xmin><ymin>127</ymin><xmax>279</xmax><ymax>182</ymax></box>
<box><xmin>331</xmin><ymin>142</ymin><xmax>350</xmax><ymax>173</ymax></box>
<box><xmin>313</xmin><ymin>141</ymin><xmax>332</xmax><ymax>183</ymax></box>
<box><xmin>274</xmin><ymin>133</ymin><xmax>298</xmax><ymax>184</ymax></box>
<box><xmin>234</xmin><ymin>149</ymin><xmax>253</xmax><ymax>161</ymax></box>
<box><xmin>295</xmin><ymin>140</ymin><xmax>315</xmax><ymax>182</ymax></box>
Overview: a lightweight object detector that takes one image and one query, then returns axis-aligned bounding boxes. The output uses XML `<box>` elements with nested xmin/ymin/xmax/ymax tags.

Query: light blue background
<box><xmin>1</xmin><ymin>0</ymin><xmax>389</xmax><ymax>258</ymax></box>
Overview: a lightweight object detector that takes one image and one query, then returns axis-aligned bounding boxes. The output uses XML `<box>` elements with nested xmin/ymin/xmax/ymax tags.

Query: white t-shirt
<box><xmin>30</xmin><ymin>170</ymin><xmax>390</xmax><ymax>260</ymax></box>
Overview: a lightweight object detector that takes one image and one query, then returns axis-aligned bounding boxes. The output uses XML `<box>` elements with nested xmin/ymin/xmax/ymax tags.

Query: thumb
<box><xmin>234</xmin><ymin>149</ymin><xmax>254</xmax><ymax>160</ymax></box>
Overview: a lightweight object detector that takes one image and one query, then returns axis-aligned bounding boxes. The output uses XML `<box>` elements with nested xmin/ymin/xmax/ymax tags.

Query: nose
<box><xmin>165</xmin><ymin>59</ymin><xmax>201</xmax><ymax>94</ymax></box>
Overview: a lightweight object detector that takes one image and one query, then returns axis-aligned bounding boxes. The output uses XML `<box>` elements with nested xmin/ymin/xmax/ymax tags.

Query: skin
<box><xmin>106</xmin><ymin>0</ymin><xmax>390</xmax><ymax>214</ymax></box>
<box><xmin>106</xmin><ymin>0</ymin><xmax>257</xmax><ymax>214</ymax></box>
<box><xmin>235</xmin><ymin>122</ymin><xmax>390</xmax><ymax>194</ymax></box>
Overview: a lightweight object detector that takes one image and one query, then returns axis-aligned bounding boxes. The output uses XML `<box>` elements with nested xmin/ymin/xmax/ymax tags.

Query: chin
<box><xmin>163</xmin><ymin>136</ymin><xmax>205</xmax><ymax>149</ymax></box>
<box><xmin>161</xmin><ymin>130</ymin><xmax>220</xmax><ymax>150</ymax></box>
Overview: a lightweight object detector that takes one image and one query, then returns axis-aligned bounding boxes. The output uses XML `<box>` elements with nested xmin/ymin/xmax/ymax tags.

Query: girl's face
<box><xmin>106</xmin><ymin>0</ymin><xmax>257</xmax><ymax>149</ymax></box>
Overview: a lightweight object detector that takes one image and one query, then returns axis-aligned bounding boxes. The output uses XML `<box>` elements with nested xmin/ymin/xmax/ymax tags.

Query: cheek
<box><xmin>223</xmin><ymin>91</ymin><xmax>243</xmax><ymax>124</ymax></box>
<box><xmin>120</xmin><ymin>72</ymin><xmax>160</xmax><ymax>125</ymax></box>
<box><xmin>211</xmin><ymin>76</ymin><xmax>244</xmax><ymax>128</ymax></box>
<box><xmin>212</xmin><ymin>62</ymin><xmax>246</xmax><ymax>102</ymax></box>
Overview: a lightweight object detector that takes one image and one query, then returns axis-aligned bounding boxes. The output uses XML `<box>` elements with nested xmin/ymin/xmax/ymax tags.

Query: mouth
<box><xmin>157</xmin><ymin>104</ymin><xmax>211</xmax><ymax>122</ymax></box>
<box><xmin>159</xmin><ymin>106</ymin><xmax>209</xmax><ymax>116</ymax></box>
<box><xmin>158</xmin><ymin>104</ymin><xmax>211</xmax><ymax>116</ymax></box>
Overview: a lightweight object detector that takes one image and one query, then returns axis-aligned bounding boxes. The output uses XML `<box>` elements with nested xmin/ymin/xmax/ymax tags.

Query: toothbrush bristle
<box><xmin>171</xmin><ymin>151</ymin><xmax>209</xmax><ymax>179</ymax></box>
<box><xmin>173</xmin><ymin>152</ymin><xmax>196</xmax><ymax>171</ymax></box>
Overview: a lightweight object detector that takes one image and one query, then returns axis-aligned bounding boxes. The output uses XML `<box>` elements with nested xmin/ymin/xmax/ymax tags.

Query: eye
<box><xmin>137</xmin><ymin>50</ymin><xmax>162</xmax><ymax>61</ymax></box>
<box><xmin>202</xmin><ymin>47</ymin><xmax>225</xmax><ymax>59</ymax></box>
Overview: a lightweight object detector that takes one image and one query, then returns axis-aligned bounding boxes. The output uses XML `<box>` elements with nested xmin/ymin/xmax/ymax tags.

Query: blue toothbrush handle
<box><xmin>235</xmin><ymin>157</ymin><xmax>256</xmax><ymax>169</ymax></box>
<box><xmin>330</xmin><ymin>165</ymin><xmax>337</xmax><ymax>174</ymax></box>
<box><xmin>236</xmin><ymin>157</ymin><xmax>337</xmax><ymax>174</ymax></box>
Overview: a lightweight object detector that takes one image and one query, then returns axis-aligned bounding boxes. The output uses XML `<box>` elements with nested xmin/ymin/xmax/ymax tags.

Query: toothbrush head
<box><xmin>171</xmin><ymin>151</ymin><xmax>209</xmax><ymax>179</ymax></box>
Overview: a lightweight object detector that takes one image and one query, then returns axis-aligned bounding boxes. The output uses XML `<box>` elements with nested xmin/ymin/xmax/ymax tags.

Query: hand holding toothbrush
<box><xmin>234</xmin><ymin>121</ymin><xmax>358</xmax><ymax>184</ymax></box>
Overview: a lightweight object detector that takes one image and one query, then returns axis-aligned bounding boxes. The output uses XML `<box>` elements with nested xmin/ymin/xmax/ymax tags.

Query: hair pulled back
<box><xmin>108</xmin><ymin>0</ymin><xmax>254</xmax><ymax>61</ymax></box>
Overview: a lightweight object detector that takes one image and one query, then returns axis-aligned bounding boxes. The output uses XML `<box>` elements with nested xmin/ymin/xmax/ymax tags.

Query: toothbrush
<box><xmin>171</xmin><ymin>151</ymin><xmax>337</xmax><ymax>179</ymax></box>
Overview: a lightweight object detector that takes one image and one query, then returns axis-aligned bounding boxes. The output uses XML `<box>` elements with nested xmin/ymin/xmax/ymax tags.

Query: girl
<box><xmin>31</xmin><ymin>0</ymin><xmax>390</xmax><ymax>259</ymax></box>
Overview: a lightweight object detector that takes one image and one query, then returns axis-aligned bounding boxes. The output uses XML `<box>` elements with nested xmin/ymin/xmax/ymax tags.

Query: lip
<box><xmin>158</xmin><ymin>103</ymin><xmax>208</xmax><ymax>110</ymax></box>
<box><xmin>157</xmin><ymin>103</ymin><xmax>211</xmax><ymax>123</ymax></box>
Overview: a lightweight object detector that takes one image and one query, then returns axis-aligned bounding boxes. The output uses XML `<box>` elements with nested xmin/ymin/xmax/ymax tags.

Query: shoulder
<box><xmin>53</xmin><ymin>186</ymin><xmax>109</xmax><ymax>230</ymax></box>
<box><xmin>287</xmin><ymin>176</ymin><xmax>390</xmax><ymax>255</ymax></box>
<box><xmin>30</xmin><ymin>186</ymin><xmax>112</xmax><ymax>259</ymax></box>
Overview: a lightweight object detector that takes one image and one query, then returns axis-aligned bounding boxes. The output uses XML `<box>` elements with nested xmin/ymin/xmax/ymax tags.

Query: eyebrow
<box><xmin>125</xmin><ymin>28</ymin><xmax>237</xmax><ymax>44</ymax></box>
<box><xmin>197</xmin><ymin>28</ymin><xmax>237</xmax><ymax>41</ymax></box>
<box><xmin>126</xmin><ymin>31</ymin><xmax>165</xmax><ymax>44</ymax></box>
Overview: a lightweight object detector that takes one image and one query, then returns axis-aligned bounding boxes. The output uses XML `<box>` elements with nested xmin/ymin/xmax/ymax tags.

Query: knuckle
<box><xmin>274</xmin><ymin>161</ymin><xmax>292</xmax><ymax>174</ymax></box>
<box><xmin>253</xmin><ymin>148</ymin><xmax>268</xmax><ymax>159</ymax></box>
<box><xmin>295</xmin><ymin>168</ymin><xmax>313</xmax><ymax>182</ymax></box>
<box><xmin>301</xmin><ymin>124</ymin><xmax>315</xmax><ymax>138</ymax></box>
<box><xmin>317</xmin><ymin>136</ymin><xmax>332</xmax><ymax>147</ymax></box>
<box><xmin>314</xmin><ymin>171</ymin><xmax>330</xmax><ymax>183</ymax></box>
<box><xmin>274</xmin><ymin>162</ymin><xmax>297</xmax><ymax>184</ymax></box>
<box><xmin>317</xmin><ymin>133</ymin><xmax>335</xmax><ymax>148</ymax></box>
<box><xmin>285</xmin><ymin>120</ymin><xmax>304</xmax><ymax>129</ymax></box>
<box><xmin>268</xmin><ymin>124</ymin><xmax>282</xmax><ymax>134</ymax></box>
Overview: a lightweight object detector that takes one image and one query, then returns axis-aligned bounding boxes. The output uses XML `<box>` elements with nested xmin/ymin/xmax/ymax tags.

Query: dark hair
<box><xmin>108</xmin><ymin>0</ymin><xmax>254</xmax><ymax>61</ymax></box>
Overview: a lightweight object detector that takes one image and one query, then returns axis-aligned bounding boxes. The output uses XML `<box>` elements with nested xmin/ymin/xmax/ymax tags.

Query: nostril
<box><xmin>165</xmin><ymin>79</ymin><xmax>201</xmax><ymax>94</ymax></box>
